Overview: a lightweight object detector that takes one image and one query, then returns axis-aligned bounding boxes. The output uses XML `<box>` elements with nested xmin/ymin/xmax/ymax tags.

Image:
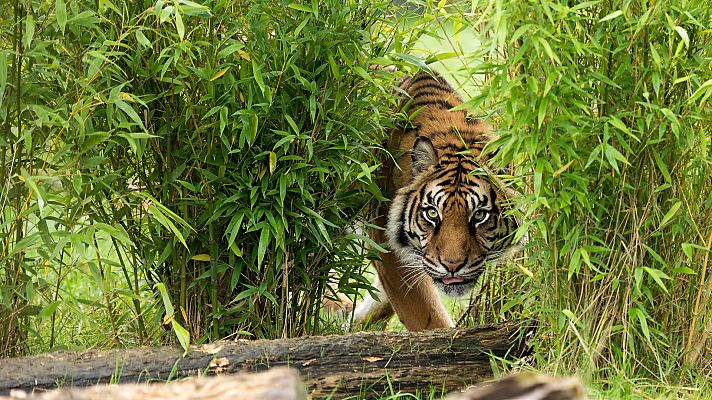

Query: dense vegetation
<box><xmin>464</xmin><ymin>0</ymin><xmax>712</xmax><ymax>392</ymax></box>
<box><xmin>0</xmin><ymin>0</ymin><xmax>411</xmax><ymax>353</ymax></box>
<box><xmin>1</xmin><ymin>0</ymin><xmax>711</xmax><ymax>398</ymax></box>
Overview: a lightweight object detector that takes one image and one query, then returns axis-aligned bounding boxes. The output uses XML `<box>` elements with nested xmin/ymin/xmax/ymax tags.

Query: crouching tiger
<box><xmin>327</xmin><ymin>69</ymin><xmax>524</xmax><ymax>331</ymax></box>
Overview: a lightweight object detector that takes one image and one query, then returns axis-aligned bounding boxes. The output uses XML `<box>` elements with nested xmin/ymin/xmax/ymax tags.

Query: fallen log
<box><xmin>0</xmin><ymin>321</ymin><xmax>532</xmax><ymax>398</ymax></box>
<box><xmin>1</xmin><ymin>368</ymin><xmax>305</xmax><ymax>400</ymax></box>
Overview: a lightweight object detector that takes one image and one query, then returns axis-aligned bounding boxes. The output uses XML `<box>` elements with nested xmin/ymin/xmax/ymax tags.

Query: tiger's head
<box><xmin>386</xmin><ymin>136</ymin><xmax>522</xmax><ymax>297</ymax></box>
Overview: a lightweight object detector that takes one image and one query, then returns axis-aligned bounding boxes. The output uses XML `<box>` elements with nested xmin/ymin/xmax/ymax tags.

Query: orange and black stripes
<box><xmin>385</xmin><ymin>69</ymin><xmax>522</xmax><ymax>297</ymax></box>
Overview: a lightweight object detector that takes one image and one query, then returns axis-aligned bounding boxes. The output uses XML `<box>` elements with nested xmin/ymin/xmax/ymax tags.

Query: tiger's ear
<box><xmin>411</xmin><ymin>137</ymin><xmax>438</xmax><ymax>176</ymax></box>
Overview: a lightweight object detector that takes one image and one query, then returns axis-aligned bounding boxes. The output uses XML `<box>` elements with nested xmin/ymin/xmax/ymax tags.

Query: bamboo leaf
<box><xmin>135</xmin><ymin>30</ymin><xmax>151</xmax><ymax>47</ymax></box>
<box><xmin>210</xmin><ymin>67</ymin><xmax>229</xmax><ymax>81</ymax></box>
<box><xmin>658</xmin><ymin>201</ymin><xmax>682</xmax><ymax>229</ymax></box>
<box><xmin>287</xmin><ymin>3</ymin><xmax>314</xmax><ymax>13</ymax></box>
<box><xmin>598</xmin><ymin>10</ymin><xmax>623</xmax><ymax>23</ymax></box>
<box><xmin>23</xmin><ymin>15</ymin><xmax>35</xmax><ymax>49</ymax></box>
<box><xmin>688</xmin><ymin>79</ymin><xmax>712</xmax><ymax>105</ymax></box>
<box><xmin>115</xmin><ymin>99</ymin><xmax>147</xmax><ymax>131</ymax></box>
<box><xmin>269</xmin><ymin>151</ymin><xmax>277</xmax><ymax>175</ymax></box>
<box><xmin>252</xmin><ymin>60</ymin><xmax>266</xmax><ymax>94</ymax></box>
<box><xmin>56</xmin><ymin>0</ymin><xmax>67</xmax><ymax>33</ymax></box>
<box><xmin>0</xmin><ymin>51</ymin><xmax>7</xmax><ymax>110</ymax></box>
<box><xmin>257</xmin><ymin>227</ymin><xmax>271</xmax><ymax>267</ymax></box>
<box><xmin>175</xmin><ymin>11</ymin><xmax>185</xmax><ymax>40</ymax></box>
<box><xmin>643</xmin><ymin>267</ymin><xmax>670</xmax><ymax>293</ymax></box>
<box><xmin>156</xmin><ymin>282</ymin><xmax>175</xmax><ymax>317</ymax></box>
<box><xmin>240</xmin><ymin>111</ymin><xmax>259</xmax><ymax>145</ymax></box>
<box><xmin>191</xmin><ymin>254</ymin><xmax>212</xmax><ymax>261</ymax></box>
<box><xmin>674</xmin><ymin>26</ymin><xmax>689</xmax><ymax>48</ymax></box>
<box><xmin>171</xmin><ymin>320</ymin><xmax>191</xmax><ymax>351</ymax></box>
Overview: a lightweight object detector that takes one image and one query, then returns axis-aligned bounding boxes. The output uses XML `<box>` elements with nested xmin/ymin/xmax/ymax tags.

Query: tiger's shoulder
<box><xmin>386</xmin><ymin>69</ymin><xmax>495</xmax><ymax>189</ymax></box>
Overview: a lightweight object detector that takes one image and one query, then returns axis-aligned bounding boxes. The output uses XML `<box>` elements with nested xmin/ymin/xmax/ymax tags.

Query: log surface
<box><xmin>0</xmin><ymin>321</ymin><xmax>531</xmax><ymax>398</ymax></box>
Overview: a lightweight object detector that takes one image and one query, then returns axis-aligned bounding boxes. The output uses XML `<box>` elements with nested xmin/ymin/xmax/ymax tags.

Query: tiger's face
<box><xmin>386</xmin><ymin>137</ymin><xmax>521</xmax><ymax>297</ymax></box>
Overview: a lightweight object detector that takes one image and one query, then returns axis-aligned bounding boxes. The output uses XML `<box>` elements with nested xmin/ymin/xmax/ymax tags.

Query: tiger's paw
<box><xmin>322</xmin><ymin>293</ymin><xmax>354</xmax><ymax>317</ymax></box>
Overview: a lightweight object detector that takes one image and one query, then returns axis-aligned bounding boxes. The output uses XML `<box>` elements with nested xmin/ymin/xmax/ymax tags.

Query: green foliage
<box><xmin>463</xmin><ymin>0</ymin><xmax>712</xmax><ymax>381</ymax></box>
<box><xmin>0</xmin><ymin>0</ymin><xmax>409</xmax><ymax>354</ymax></box>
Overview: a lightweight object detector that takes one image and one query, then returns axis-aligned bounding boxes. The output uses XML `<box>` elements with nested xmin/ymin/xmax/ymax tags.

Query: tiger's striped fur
<box><xmin>329</xmin><ymin>69</ymin><xmax>523</xmax><ymax>331</ymax></box>
<box><xmin>384</xmin><ymin>70</ymin><xmax>522</xmax><ymax>298</ymax></box>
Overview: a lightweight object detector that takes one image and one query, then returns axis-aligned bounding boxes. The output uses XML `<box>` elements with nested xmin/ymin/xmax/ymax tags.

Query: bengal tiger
<box><xmin>328</xmin><ymin>69</ymin><xmax>523</xmax><ymax>331</ymax></box>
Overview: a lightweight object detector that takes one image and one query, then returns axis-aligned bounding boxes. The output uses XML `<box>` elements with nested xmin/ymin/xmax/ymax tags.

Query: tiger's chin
<box><xmin>431</xmin><ymin>274</ymin><xmax>482</xmax><ymax>297</ymax></box>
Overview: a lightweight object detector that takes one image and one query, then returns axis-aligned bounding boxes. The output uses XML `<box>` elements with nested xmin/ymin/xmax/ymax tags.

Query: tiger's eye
<box><xmin>423</xmin><ymin>207</ymin><xmax>440</xmax><ymax>222</ymax></box>
<box><xmin>472</xmin><ymin>209</ymin><xmax>488</xmax><ymax>223</ymax></box>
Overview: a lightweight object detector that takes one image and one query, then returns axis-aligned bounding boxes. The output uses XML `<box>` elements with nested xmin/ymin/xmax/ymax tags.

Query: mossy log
<box><xmin>0</xmin><ymin>321</ymin><xmax>532</xmax><ymax>398</ymax></box>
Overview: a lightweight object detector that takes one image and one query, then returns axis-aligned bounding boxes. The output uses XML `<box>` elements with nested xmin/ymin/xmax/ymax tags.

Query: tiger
<box><xmin>328</xmin><ymin>69</ymin><xmax>523</xmax><ymax>331</ymax></box>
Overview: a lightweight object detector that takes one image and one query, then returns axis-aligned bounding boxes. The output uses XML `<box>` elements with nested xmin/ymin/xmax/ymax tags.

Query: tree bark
<box><xmin>0</xmin><ymin>321</ymin><xmax>532</xmax><ymax>398</ymax></box>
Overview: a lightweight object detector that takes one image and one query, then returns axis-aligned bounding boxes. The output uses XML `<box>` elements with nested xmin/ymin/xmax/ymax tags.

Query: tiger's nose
<box><xmin>440</xmin><ymin>257</ymin><xmax>466</xmax><ymax>273</ymax></box>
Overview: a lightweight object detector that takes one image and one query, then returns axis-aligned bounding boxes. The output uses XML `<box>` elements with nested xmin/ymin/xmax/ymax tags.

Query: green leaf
<box><xmin>218</xmin><ymin>42</ymin><xmax>244</xmax><ymax>59</ymax></box>
<box><xmin>652</xmin><ymin>152</ymin><xmax>672</xmax><ymax>184</ymax></box>
<box><xmin>688</xmin><ymin>79</ymin><xmax>712</xmax><ymax>105</ymax></box>
<box><xmin>175</xmin><ymin>11</ymin><xmax>185</xmax><ymax>40</ymax></box>
<box><xmin>537</xmin><ymin>96</ymin><xmax>549</xmax><ymax>128</ymax></box>
<box><xmin>240</xmin><ymin>111</ymin><xmax>259</xmax><ymax>145</ymax></box>
<box><xmin>608</xmin><ymin>116</ymin><xmax>632</xmax><ymax>137</ymax></box>
<box><xmin>598</xmin><ymin>10</ymin><xmax>623</xmax><ymax>23</ymax></box>
<box><xmin>344</xmin><ymin>233</ymin><xmax>387</xmax><ymax>253</ymax></box>
<box><xmin>56</xmin><ymin>0</ymin><xmax>67</xmax><ymax>33</ymax></box>
<box><xmin>535</xmin><ymin>37</ymin><xmax>560</xmax><ymax>64</ymax></box>
<box><xmin>93</xmin><ymin>222</ymin><xmax>132</xmax><ymax>246</ymax></box>
<box><xmin>604</xmin><ymin>143</ymin><xmax>629</xmax><ymax>173</ymax></box>
<box><xmin>229</xmin><ymin>242</ymin><xmax>243</xmax><ymax>258</ymax></box>
<box><xmin>393</xmin><ymin>53</ymin><xmax>429</xmax><ymax>71</ymax></box>
<box><xmin>176</xmin><ymin>0</ymin><xmax>212</xmax><ymax>17</ymax></box>
<box><xmin>252</xmin><ymin>60</ymin><xmax>266</xmax><ymax>94</ymax></box>
<box><xmin>269</xmin><ymin>151</ymin><xmax>277</xmax><ymax>175</ymax></box>
<box><xmin>39</xmin><ymin>301</ymin><xmax>61</xmax><ymax>320</ymax></box>
<box><xmin>135</xmin><ymin>30</ymin><xmax>151</xmax><ymax>48</ymax></box>
<box><xmin>642</xmin><ymin>266</ymin><xmax>670</xmax><ymax>293</ymax></box>
<box><xmin>561</xmin><ymin>309</ymin><xmax>578</xmax><ymax>323</ymax></box>
<box><xmin>20</xmin><ymin>170</ymin><xmax>45</xmax><ymax>213</ymax></box>
<box><xmin>171</xmin><ymin>320</ymin><xmax>191</xmax><ymax>351</ymax></box>
<box><xmin>0</xmin><ymin>51</ymin><xmax>7</xmax><ymax>110</ymax></box>
<box><xmin>115</xmin><ymin>99</ymin><xmax>147</xmax><ymax>131</ymax></box>
<box><xmin>673</xmin><ymin>266</ymin><xmax>696</xmax><ymax>275</ymax></box>
<box><xmin>659</xmin><ymin>200</ymin><xmax>682</xmax><ymax>229</ymax></box>
<box><xmin>155</xmin><ymin>282</ymin><xmax>175</xmax><ymax>316</ymax></box>
<box><xmin>257</xmin><ymin>226</ymin><xmax>271</xmax><ymax>267</ymax></box>
<box><xmin>327</xmin><ymin>54</ymin><xmax>341</xmax><ymax>79</ymax></box>
<box><xmin>23</xmin><ymin>15</ymin><xmax>35</xmax><ymax>49</ymax></box>
<box><xmin>674</xmin><ymin>26</ymin><xmax>689</xmax><ymax>48</ymax></box>
<box><xmin>191</xmin><ymin>254</ymin><xmax>212</xmax><ymax>261</ymax></box>
<box><xmin>284</xmin><ymin>114</ymin><xmax>300</xmax><ymax>134</ymax></box>
<box><xmin>140</xmin><ymin>193</ymin><xmax>192</xmax><ymax>248</ymax></box>
<box><xmin>681</xmin><ymin>243</ymin><xmax>706</xmax><ymax>260</ymax></box>
<box><xmin>632</xmin><ymin>307</ymin><xmax>652</xmax><ymax>342</ymax></box>
<box><xmin>287</xmin><ymin>3</ymin><xmax>314</xmax><ymax>13</ymax></box>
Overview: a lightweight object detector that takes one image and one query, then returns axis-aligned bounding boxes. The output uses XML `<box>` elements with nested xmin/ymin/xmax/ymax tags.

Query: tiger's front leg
<box><xmin>360</xmin><ymin>226</ymin><xmax>454</xmax><ymax>331</ymax></box>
